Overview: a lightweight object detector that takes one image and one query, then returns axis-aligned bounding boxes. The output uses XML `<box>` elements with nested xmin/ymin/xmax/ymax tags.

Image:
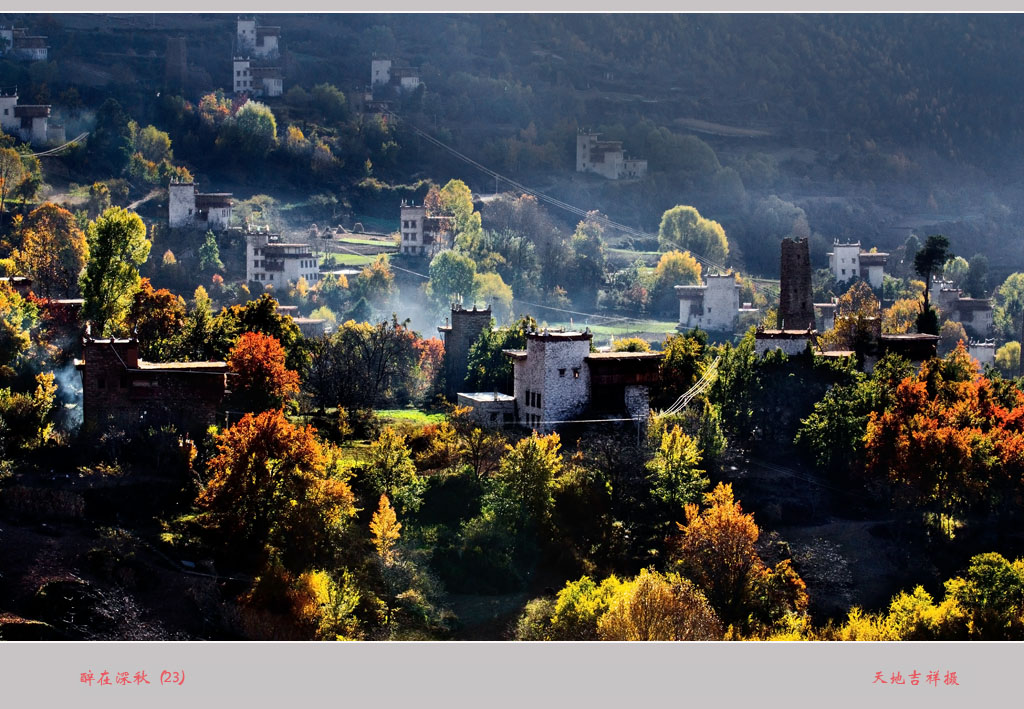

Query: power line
<box><xmin>30</xmin><ymin>132</ymin><xmax>89</xmax><ymax>157</ymax></box>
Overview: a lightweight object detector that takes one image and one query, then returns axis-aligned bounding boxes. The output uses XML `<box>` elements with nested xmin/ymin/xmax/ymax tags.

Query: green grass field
<box><xmin>327</xmin><ymin>253</ymin><xmax>377</xmax><ymax>266</ymax></box>
<box><xmin>338</xmin><ymin>236</ymin><xmax>397</xmax><ymax>246</ymax></box>
<box><xmin>548</xmin><ymin>318</ymin><xmax>680</xmax><ymax>339</ymax></box>
<box><xmin>376</xmin><ymin>409</ymin><xmax>446</xmax><ymax>425</ymax></box>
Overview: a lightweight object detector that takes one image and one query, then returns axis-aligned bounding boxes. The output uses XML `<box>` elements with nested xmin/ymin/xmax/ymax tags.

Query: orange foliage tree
<box><xmin>228</xmin><ymin>331</ymin><xmax>300</xmax><ymax>412</ymax></box>
<box><xmin>126</xmin><ymin>278</ymin><xmax>186</xmax><ymax>361</ymax></box>
<box><xmin>672</xmin><ymin>482</ymin><xmax>808</xmax><ymax>632</ymax></box>
<box><xmin>865</xmin><ymin>343</ymin><xmax>1024</xmax><ymax>520</ymax></box>
<box><xmin>197</xmin><ymin>409</ymin><xmax>356</xmax><ymax>569</ymax></box>
<box><xmin>12</xmin><ymin>203</ymin><xmax>89</xmax><ymax>298</ymax></box>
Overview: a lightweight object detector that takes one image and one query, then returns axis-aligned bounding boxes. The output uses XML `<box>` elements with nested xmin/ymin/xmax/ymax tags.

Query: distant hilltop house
<box><xmin>828</xmin><ymin>241</ymin><xmax>889</xmax><ymax>289</ymax></box>
<box><xmin>168</xmin><ymin>180</ymin><xmax>233</xmax><ymax>231</ymax></box>
<box><xmin>676</xmin><ymin>273</ymin><xmax>753</xmax><ymax>333</ymax></box>
<box><xmin>576</xmin><ymin>132</ymin><xmax>647</xmax><ymax>180</ymax></box>
<box><xmin>246</xmin><ymin>228</ymin><xmax>322</xmax><ymax>288</ymax></box>
<box><xmin>439</xmin><ymin>304</ymin><xmax>662</xmax><ymax>432</ymax></box>
<box><xmin>0</xmin><ymin>26</ymin><xmax>48</xmax><ymax>61</ymax></box>
<box><xmin>371</xmin><ymin>58</ymin><xmax>422</xmax><ymax>92</ymax></box>
<box><xmin>399</xmin><ymin>202</ymin><xmax>453</xmax><ymax>257</ymax></box>
<box><xmin>236</xmin><ymin>16</ymin><xmax>280</xmax><ymax>60</ymax></box>
<box><xmin>0</xmin><ymin>87</ymin><xmax>61</xmax><ymax>145</ymax></box>
<box><xmin>75</xmin><ymin>334</ymin><xmax>228</xmax><ymax>433</ymax></box>
<box><xmin>233</xmin><ymin>58</ymin><xmax>283</xmax><ymax>98</ymax></box>
<box><xmin>930</xmin><ymin>278</ymin><xmax>994</xmax><ymax>339</ymax></box>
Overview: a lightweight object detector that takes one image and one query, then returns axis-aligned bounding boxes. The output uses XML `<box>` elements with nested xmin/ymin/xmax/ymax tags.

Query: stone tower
<box><xmin>438</xmin><ymin>304</ymin><xmax>492</xmax><ymax>399</ymax></box>
<box><xmin>164</xmin><ymin>37</ymin><xmax>187</xmax><ymax>92</ymax></box>
<box><xmin>778</xmin><ymin>237</ymin><xmax>815</xmax><ymax>330</ymax></box>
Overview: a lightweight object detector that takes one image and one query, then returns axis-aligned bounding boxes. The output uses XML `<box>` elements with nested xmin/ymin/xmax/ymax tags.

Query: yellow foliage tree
<box><xmin>370</xmin><ymin>494</ymin><xmax>402</xmax><ymax>563</ymax></box>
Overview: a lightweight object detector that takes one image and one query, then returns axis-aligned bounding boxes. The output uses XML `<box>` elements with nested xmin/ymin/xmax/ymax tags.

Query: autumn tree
<box><xmin>0</xmin><ymin>147</ymin><xmax>25</xmax><ymax>216</ymax></box>
<box><xmin>196</xmin><ymin>409</ymin><xmax>357</xmax><ymax>569</ymax></box>
<box><xmin>651</xmin><ymin>249</ymin><xmax>703</xmax><ymax>315</ymax></box>
<box><xmin>995</xmin><ymin>341</ymin><xmax>1020</xmax><ymax>377</ymax></box>
<box><xmin>817</xmin><ymin>280</ymin><xmax>880</xmax><ymax>354</ymax></box>
<box><xmin>212</xmin><ymin>293</ymin><xmax>304</xmax><ymax>371</ymax></box>
<box><xmin>611</xmin><ymin>337</ymin><xmax>650</xmax><ymax>352</ymax></box>
<box><xmin>360</xmin><ymin>426</ymin><xmax>425</xmax><ymax>515</ymax></box>
<box><xmin>349</xmin><ymin>255</ymin><xmax>396</xmax><ymax>310</ymax></box>
<box><xmin>228</xmin><ymin>332</ymin><xmax>301</xmax><ymax>412</ymax></box>
<box><xmin>597</xmin><ymin>569</ymin><xmax>723</xmax><ymax>641</ymax></box>
<box><xmin>863</xmin><ymin>344</ymin><xmax>1024</xmax><ymax>521</ymax></box>
<box><xmin>658</xmin><ymin>205</ymin><xmax>729</xmax><ymax>264</ymax></box>
<box><xmin>646</xmin><ymin>425</ymin><xmax>708</xmax><ymax>514</ymax></box>
<box><xmin>0</xmin><ymin>281</ymin><xmax>38</xmax><ymax>376</ymax></box>
<box><xmin>883</xmin><ymin>297</ymin><xmax>921</xmax><ymax>334</ymax></box>
<box><xmin>370</xmin><ymin>494</ymin><xmax>402</xmax><ymax>564</ymax></box>
<box><xmin>126</xmin><ymin>278</ymin><xmax>186</xmax><ymax>361</ymax></box>
<box><xmin>79</xmin><ymin>207</ymin><xmax>151</xmax><ymax>337</ymax></box>
<box><xmin>439</xmin><ymin>178</ymin><xmax>482</xmax><ymax>239</ymax></box>
<box><xmin>12</xmin><ymin>203</ymin><xmax>89</xmax><ymax>298</ymax></box>
<box><xmin>671</xmin><ymin>482</ymin><xmax>807</xmax><ymax>631</ymax></box>
<box><xmin>483</xmin><ymin>432</ymin><xmax>564</xmax><ymax>538</ymax></box>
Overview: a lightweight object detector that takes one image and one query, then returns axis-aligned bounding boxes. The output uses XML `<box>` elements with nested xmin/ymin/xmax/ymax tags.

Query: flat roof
<box><xmin>137</xmin><ymin>360</ymin><xmax>228</xmax><ymax>371</ymax></box>
<box><xmin>586</xmin><ymin>352</ymin><xmax>664</xmax><ymax>361</ymax></box>
<box><xmin>757</xmin><ymin>329</ymin><xmax>816</xmax><ymax>337</ymax></box>
<box><xmin>458</xmin><ymin>392</ymin><xmax>515</xmax><ymax>403</ymax></box>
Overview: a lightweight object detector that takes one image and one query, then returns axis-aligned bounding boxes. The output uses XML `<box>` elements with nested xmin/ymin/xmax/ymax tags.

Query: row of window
<box><xmin>525</xmin><ymin>389</ymin><xmax>542</xmax><ymax>409</ymax></box>
<box><xmin>557</xmin><ymin>368</ymin><xmax>581</xmax><ymax>379</ymax></box>
<box><xmin>402</xmin><ymin>220</ymin><xmax>418</xmax><ymax>229</ymax></box>
<box><xmin>402</xmin><ymin>232</ymin><xmax>419</xmax><ymax>241</ymax></box>
<box><xmin>526</xmin><ymin>413</ymin><xmax>542</xmax><ymax>428</ymax></box>
<box><xmin>235</xmin><ymin>69</ymin><xmax>250</xmax><ymax>77</ymax></box>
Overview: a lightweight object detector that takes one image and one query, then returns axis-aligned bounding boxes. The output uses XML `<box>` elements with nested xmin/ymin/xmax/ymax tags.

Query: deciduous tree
<box><xmin>79</xmin><ymin>207</ymin><xmax>151</xmax><ymax>336</ymax></box>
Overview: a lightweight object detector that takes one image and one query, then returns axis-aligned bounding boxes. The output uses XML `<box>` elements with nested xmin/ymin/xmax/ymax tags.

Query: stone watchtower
<box><xmin>438</xmin><ymin>304</ymin><xmax>492</xmax><ymax>399</ymax></box>
<box><xmin>778</xmin><ymin>237</ymin><xmax>815</xmax><ymax>330</ymax></box>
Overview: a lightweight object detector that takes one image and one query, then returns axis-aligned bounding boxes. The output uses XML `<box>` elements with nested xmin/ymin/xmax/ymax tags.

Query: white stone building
<box><xmin>929</xmin><ymin>278</ymin><xmax>994</xmax><ymax>339</ymax></box>
<box><xmin>399</xmin><ymin>203</ymin><xmax>453</xmax><ymax>256</ymax></box>
<box><xmin>0</xmin><ymin>89</ymin><xmax>52</xmax><ymax>145</ymax></box>
<box><xmin>676</xmin><ymin>274</ymin><xmax>742</xmax><ymax>333</ymax></box>
<box><xmin>576</xmin><ymin>132</ymin><xmax>647</xmax><ymax>180</ymax></box>
<box><xmin>371</xmin><ymin>58</ymin><xmax>392</xmax><ymax>86</ymax></box>
<box><xmin>371</xmin><ymin>58</ymin><xmax>422</xmax><ymax>93</ymax></box>
<box><xmin>233</xmin><ymin>58</ymin><xmax>282</xmax><ymax>97</ymax></box>
<box><xmin>828</xmin><ymin>241</ymin><xmax>889</xmax><ymax>289</ymax></box>
<box><xmin>237</xmin><ymin>17</ymin><xmax>280</xmax><ymax>60</ymax></box>
<box><xmin>0</xmin><ymin>28</ymin><xmax>48</xmax><ymax>61</ymax></box>
<box><xmin>969</xmin><ymin>340</ymin><xmax>996</xmax><ymax>368</ymax></box>
<box><xmin>168</xmin><ymin>181</ymin><xmax>233</xmax><ymax>231</ymax></box>
<box><xmin>502</xmin><ymin>329</ymin><xmax>662</xmax><ymax>433</ymax></box>
<box><xmin>246</xmin><ymin>229</ymin><xmax>322</xmax><ymax>287</ymax></box>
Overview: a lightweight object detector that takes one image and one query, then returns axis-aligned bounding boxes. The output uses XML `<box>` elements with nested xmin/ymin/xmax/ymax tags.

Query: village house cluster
<box><xmin>233</xmin><ymin>16</ymin><xmax>283</xmax><ymax>98</ymax></box>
